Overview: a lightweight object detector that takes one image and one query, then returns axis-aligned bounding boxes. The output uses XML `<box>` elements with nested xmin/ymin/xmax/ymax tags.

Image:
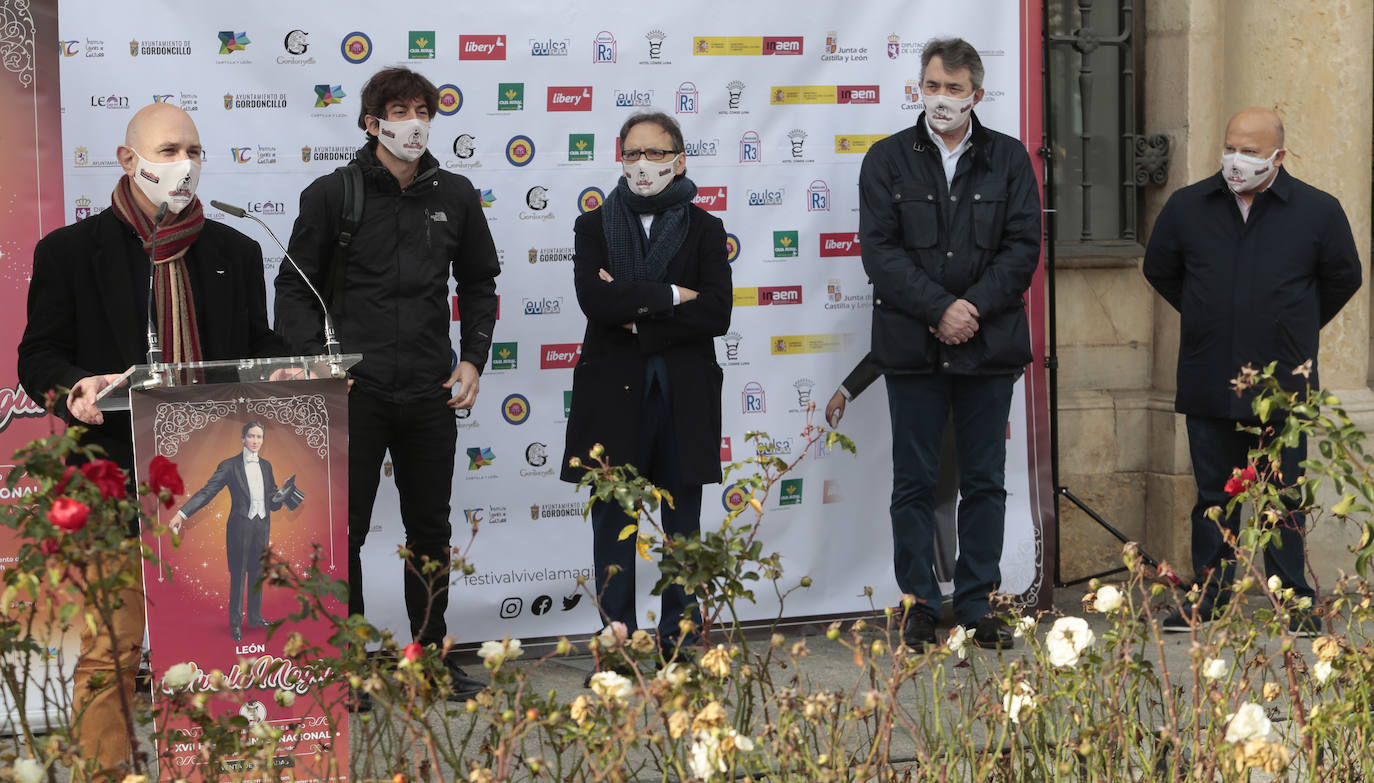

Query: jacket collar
<box><xmin>354</xmin><ymin>143</ymin><xmax>441</xmax><ymax>192</ymax></box>
<box><xmin>912</xmin><ymin>110</ymin><xmax>991</xmax><ymax>154</ymax></box>
<box><xmin>1205</xmin><ymin>166</ymin><xmax>1293</xmax><ymax>203</ymax></box>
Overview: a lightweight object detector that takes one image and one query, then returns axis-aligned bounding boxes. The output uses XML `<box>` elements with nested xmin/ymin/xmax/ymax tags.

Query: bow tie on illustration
<box><xmin>245</xmin><ymin>454</ymin><xmax>259</xmax><ymax>464</ymax></box>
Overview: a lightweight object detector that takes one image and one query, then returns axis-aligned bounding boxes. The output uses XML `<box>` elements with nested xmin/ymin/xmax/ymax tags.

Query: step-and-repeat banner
<box><xmin>0</xmin><ymin>0</ymin><xmax>1052</xmax><ymax>647</ymax></box>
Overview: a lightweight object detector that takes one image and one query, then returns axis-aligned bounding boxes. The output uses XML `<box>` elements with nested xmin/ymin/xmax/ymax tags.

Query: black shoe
<box><xmin>902</xmin><ymin>612</ymin><xmax>938</xmax><ymax>650</ymax></box>
<box><xmin>971</xmin><ymin>615</ymin><xmax>1014</xmax><ymax>650</ymax></box>
<box><xmin>443</xmin><ymin>658</ymin><xmax>485</xmax><ymax>701</ymax></box>
<box><xmin>246</xmin><ymin>615</ymin><xmax>272</xmax><ymax>629</ymax></box>
<box><xmin>1288</xmin><ymin>608</ymin><xmax>1323</xmax><ymax>638</ymax></box>
<box><xmin>230</xmin><ymin>624</ymin><xmax>242</xmax><ymax>642</ymax></box>
<box><xmin>347</xmin><ymin>688</ymin><xmax>373</xmax><ymax>713</ymax></box>
<box><xmin>1161</xmin><ymin>602</ymin><xmax>1219</xmax><ymax>633</ymax></box>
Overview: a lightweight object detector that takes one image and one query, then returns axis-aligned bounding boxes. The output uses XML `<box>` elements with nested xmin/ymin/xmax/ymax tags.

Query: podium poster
<box><xmin>132</xmin><ymin>379</ymin><xmax>349</xmax><ymax>782</ymax></box>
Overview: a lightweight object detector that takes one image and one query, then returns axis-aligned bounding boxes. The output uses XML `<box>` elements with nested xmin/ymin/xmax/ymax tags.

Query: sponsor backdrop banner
<box><xmin>133</xmin><ymin>380</ymin><xmax>349</xmax><ymax>781</ymax></box>
<box><xmin>40</xmin><ymin>0</ymin><xmax>1052</xmax><ymax>644</ymax></box>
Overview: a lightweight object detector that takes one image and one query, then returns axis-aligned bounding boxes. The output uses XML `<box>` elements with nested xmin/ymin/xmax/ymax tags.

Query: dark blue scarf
<box><xmin>602</xmin><ymin>175</ymin><xmax>697</xmax><ymax>283</ymax></box>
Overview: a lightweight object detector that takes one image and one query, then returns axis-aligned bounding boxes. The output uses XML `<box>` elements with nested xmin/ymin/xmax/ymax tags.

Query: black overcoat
<box><xmin>560</xmin><ymin>203</ymin><xmax>732</xmax><ymax>487</ymax></box>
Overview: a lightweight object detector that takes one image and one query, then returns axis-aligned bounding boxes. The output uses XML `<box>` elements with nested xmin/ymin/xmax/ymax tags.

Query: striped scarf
<box><xmin>109</xmin><ymin>176</ymin><xmax>206</xmax><ymax>364</ymax></box>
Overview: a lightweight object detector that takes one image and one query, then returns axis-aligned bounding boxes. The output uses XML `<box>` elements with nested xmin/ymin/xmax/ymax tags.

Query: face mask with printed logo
<box><xmin>925</xmin><ymin>92</ymin><xmax>976</xmax><ymax>134</ymax></box>
<box><xmin>128</xmin><ymin>148</ymin><xmax>201</xmax><ymax>213</ymax></box>
<box><xmin>622</xmin><ymin>157</ymin><xmax>678</xmax><ymax>196</ymax></box>
<box><xmin>1220</xmin><ymin>149</ymin><xmax>1280</xmax><ymax>194</ymax></box>
<box><xmin>376</xmin><ymin>117</ymin><xmax>429</xmax><ymax>162</ymax></box>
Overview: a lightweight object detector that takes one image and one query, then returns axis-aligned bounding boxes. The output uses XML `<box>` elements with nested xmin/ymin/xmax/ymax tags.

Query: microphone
<box><xmin>145</xmin><ymin>201</ymin><xmax>169</xmax><ymax>367</ymax></box>
<box><xmin>211</xmin><ymin>199</ymin><xmax>342</xmax><ymax>361</ymax></box>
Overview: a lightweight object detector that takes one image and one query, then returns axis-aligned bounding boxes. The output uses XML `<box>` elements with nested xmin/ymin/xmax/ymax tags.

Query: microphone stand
<box><xmin>210</xmin><ymin>199</ymin><xmax>343</xmax><ymax>377</ymax></box>
<box><xmin>145</xmin><ymin>201</ymin><xmax>169</xmax><ymax>387</ymax></box>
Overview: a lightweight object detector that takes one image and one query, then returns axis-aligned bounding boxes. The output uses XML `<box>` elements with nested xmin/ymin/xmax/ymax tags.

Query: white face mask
<box><xmin>622</xmin><ymin>156</ymin><xmax>678</xmax><ymax>197</ymax></box>
<box><xmin>376</xmin><ymin>117</ymin><xmax>430</xmax><ymax>162</ymax></box>
<box><xmin>129</xmin><ymin>149</ymin><xmax>200</xmax><ymax>214</ymax></box>
<box><xmin>925</xmin><ymin>92</ymin><xmax>977</xmax><ymax>134</ymax></box>
<box><xmin>1220</xmin><ymin>149</ymin><xmax>1280</xmax><ymax>193</ymax></box>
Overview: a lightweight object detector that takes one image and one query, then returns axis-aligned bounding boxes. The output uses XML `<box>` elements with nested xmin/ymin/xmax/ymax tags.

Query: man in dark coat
<box><xmin>17</xmin><ymin>102</ymin><xmax>286</xmax><ymax>773</ymax></box>
<box><xmin>1143</xmin><ymin>107</ymin><xmax>1361</xmax><ymax>634</ymax></box>
<box><xmin>859</xmin><ymin>38</ymin><xmax>1041</xmax><ymax>651</ymax></box>
<box><xmin>561</xmin><ymin>111</ymin><xmax>732</xmax><ymax>669</ymax></box>
<box><xmin>172</xmin><ymin>421</ymin><xmax>295</xmax><ymax>642</ymax></box>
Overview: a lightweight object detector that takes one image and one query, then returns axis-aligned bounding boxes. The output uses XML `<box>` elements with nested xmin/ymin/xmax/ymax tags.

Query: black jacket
<box><xmin>17</xmin><ymin>208</ymin><xmax>286</xmax><ymax>472</ymax></box>
<box><xmin>1143</xmin><ymin>168</ymin><xmax>1361</xmax><ymax>421</ymax></box>
<box><xmin>275</xmin><ymin>144</ymin><xmax>500</xmax><ymax>402</ymax></box>
<box><xmin>858</xmin><ymin>113</ymin><xmax>1041</xmax><ymax>375</ymax></box>
<box><xmin>177</xmin><ymin>452</ymin><xmax>283</xmax><ymax>531</ymax></box>
<box><xmin>560</xmin><ymin>203</ymin><xmax>732</xmax><ymax>487</ymax></box>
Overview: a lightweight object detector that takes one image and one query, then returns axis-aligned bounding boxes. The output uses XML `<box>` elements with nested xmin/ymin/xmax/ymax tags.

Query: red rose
<box><xmin>50</xmin><ymin>497</ymin><xmax>91</xmax><ymax>532</ymax></box>
<box><xmin>148</xmin><ymin>456</ymin><xmax>184</xmax><ymax>508</ymax></box>
<box><xmin>402</xmin><ymin>642</ymin><xmax>423</xmax><ymax>662</ymax></box>
<box><xmin>54</xmin><ymin>465</ymin><xmax>77</xmax><ymax>496</ymax></box>
<box><xmin>1224</xmin><ymin>464</ymin><xmax>1258</xmax><ymax>497</ymax></box>
<box><xmin>80</xmin><ymin>459</ymin><xmax>127</xmax><ymax>501</ymax></box>
<box><xmin>40</xmin><ymin>538</ymin><xmax>60</xmax><ymax>556</ymax></box>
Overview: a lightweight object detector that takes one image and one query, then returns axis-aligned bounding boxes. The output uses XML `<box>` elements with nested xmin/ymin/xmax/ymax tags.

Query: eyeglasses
<box><xmin>621</xmin><ymin>148</ymin><xmax>679</xmax><ymax>162</ymax></box>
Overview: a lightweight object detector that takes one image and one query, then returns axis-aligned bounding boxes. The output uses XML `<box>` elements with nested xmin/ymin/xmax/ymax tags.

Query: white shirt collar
<box><xmin>925</xmin><ymin>115</ymin><xmax>974</xmax><ymax>155</ymax></box>
<box><xmin>243</xmin><ymin>448</ymin><xmax>260</xmax><ymax>463</ymax></box>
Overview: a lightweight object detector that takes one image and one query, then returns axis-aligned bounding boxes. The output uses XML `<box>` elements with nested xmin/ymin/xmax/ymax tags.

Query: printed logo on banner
<box><xmin>741</xmin><ymin>382</ymin><xmax>766</xmax><ymax>414</ymax></box>
<box><xmin>718</xmin><ymin>331</ymin><xmax>747</xmax><ymax>366</ymax></box>
<box><xmin>530</xmin><ymin>37</ymin><xmax>569</xmax><ymax>57</ymax></box>
<box><xmin>82</xmin><ymin>38</ymin><xmax>105</xmax><ymax>58</ymax></box>
<box><xmin>739</xmin><ymin>131</ymin><xmax>761</xmax><ymax>163</ymax></box>
<box><xmin>409</xmin><ymin>31</ymin><xmax>435</xmax><ymax>59</ymax></box>
<box><xmin>721</xmin><ymin>483</ymin><xmax>750</xmax><ymax>513</ymax></box>
<box><xmin>434</xmin><ymin>85</ymin><xmax>462</xmax><ymax>116</ymax></box>
<box><xmin>224</xmin><ymin>92</ymin><xmax>287</xmax><ymax>110</ymax></box>
<box><xmin>807</xmin><ymin>180</ymin><xmax>831</xmax><ymax>212</ymax></box>
<box><xmin>60</xmin><ymin>40</ymin><xmax>78</xmax><ymax>57</ymax></box>
<box><xmin>231</xmin><ymin>147</ymin><xmax>252</xmax><ymax>164</ymax></box>
<box><xmin>73</xmin><ymin>147</ymin><xmax>88</xmax><ymax>166</ymax></box>
<box><xmin>827</xmin><ymin>279</ymin><xmax>843</xmax><ymax>303</ymax></box>
<box><xmin>563</xmin><ymin>390</ymin><xmax>573</xmax><ymax>419</ymax></box>
<box><xmin>683</xmin><ymin>137</ymin><xmax>718</xmax><ymax>158</ymax></box>
<box><xmin>674</xmin><ymin>81</ymin><xmax>698</xmax><ymax>114</ymax></box>
<box><xmin>151</xmin><ymin>92</ymin><xmax>198</xmax><ymax>111</ymax></box>
<box><xmin>133</xmin><ymin>39</ymin><xmax>192</xmax><ymax>56</ymax></box>
<box><xmin>283</xmin><ymin>29</ymin><xmax>309</xmax><ymax>57</ymax></box>
<box><xmin>568</xmin><ymin>134</ymin><xmax>594</xmax><ymax>162</ymax></box>
<box><xmin>341</xmin><ymin>31</ymin><xmax>372</xmax><ymax>63</ymax></box>
<box><xmin>819</xmin><ymin>232</ymin><xmax>861</xmax><ymax>257</ymax></box>
<box><xmin>641</xmin><ymin>29</ymin><xmax>668</xmax><ymax>64</ymax></box>
<box><xmin>152</xmin><ymin>93</ymin><xmax>174</xmax><ymax>104</ymax></box>
<box><xmin>770</xmin><ymin>333</ymin><xmax>848</xmax><ymax>355</ymax></box>
<box><xmin>73</xmin><ymin>196</ymin><xmax>93</xmax><ymax>221</ymax></box>
<box><xmin>747</xmin><ymin>188</ymin><xmax>784</xmax><ymax>207</ymax></box>
<box><xmin>246</xmin><ymin>198</ymin><xmax>285</xmax><ymax>214</ymax></box>
<box><xmin>692</xmin><ymin>186</ymin><xmax>726</xmax><ymax>211</ymax></box>
<box><xmin>724</xmin><ymin>233</ymin><xmax>741</xmax><ymax>263</ymax></box>
<box><xmin>528</xmin><ymin>246</ymin><xmax>575</xmax><ymax>264</ymax></box>
<box><xmin>779</xmin><ymin>479</ymin><xmax>804</xmax><ymax>505</ymax></box>
<box><xmin>497</xmin><ymin>83</ymin><xmax>524</xmax><ymax>111</ymax></box>
<box><xmin>498</xmin><ymin>597</ymin><xmax>521</xmax><ymax>617</ymax></box>
<box><xmin>791</xmin><ymin>378</ymin><xmax>816</xmax><ymax>411</ymax></box>
<box><xmin>592</xmin><ymin>31</ymin><xmax>616</xmax><ymax>63</ymax></box>
<box><xmin>303</xmin><ymin>145</ymin><xmax>355</xmax><ymax>164</ymax></box>
<box><xmin>902</xmin><ymin>80</ymin><xmax>923</xmax><ymax>111</ymax></box>
<box><xmin>757</xmin><ymin>437</ymin><xmax>792</xmax><ymax>457</ymax></box>
<box><xmin>719</xmin><ymin>437</ymin><xmax>732</xmax><ymax>462</ymax></box>
<box><xmin>525</xmin><ymin>442</ymin><xmax>548</xmax><ymax>467</ymax></box>
<box><xmin>502</xmin><ymin>394</ymin><xmax>530</xmax><ymax>425</ymax></box>
<box><xmin>721</xmin><ymin>80</ymin><xmax>747</xmax><ymax>114</ymax></box>
<box><xmin>313</xmin><ymin>84</ymin><xmax>346</xmax><ymax>108</ymax></box>
<box><xmin>821</xmin><ymin>30</ymin><xmax>869</xmax><ymax>62</ymax></box>
<box><xmin>91</xmin><ymin>94</ymin><xmax>130</xmax><ymax>109</ymax></box>
<box><xmin>578</xmin><ymin>187</ymin><xmax>604</xmax><ymax>213</ymax></box>
<box><xmin>784</xmin><ymin>129</ymin><xmax>809</xmax><ymax>161</ymax></box>
<box><xmin>773</xmin><ymin>231</ymin><xmax>798</xmax><ymax>258</ymax></box>
<box><xmin>541</xmin><ymin>343</ymin><xmax>581</xmax><ymax>369</ymax></box>
<box><xmin>522</xmin><ymin>296</ymin><xmax>561</xmax><ymax>315</ymax></box>
<box><xmin>763</xmin><ymin>36</ymin><xmax>804</xmax><ymax>55</ymax></box>
<box><xmin>523</xmin><ymin>186</ymin><xmax>551</xmax><ymax>216</ymax></box>
<box><xmin>505</xmin><ymin>135</ymin><xmax>535</xmax><ymax>167</ymax></box>
<box><xmin>693</xmin><ymin>36</ymin><xmax>803</xmax><ymax>56</ymax></box>
<box><xmin>887</xmin><ymin>33</ymin><xmax>923</xmax><ymax>59</ymax></box>
<box><xmin>217</xmin><ymin>31</ymin><xmax>251</xmax><ymax>55</ymax></box>
<box><xmin>447</xmin><ymin>134</ymin><xmax>478</xmax><ymax>168</ymax></box>
<box><xmin>490</xmin><ymin>342</ymin><xmax>517</xmax><ymax>371</ymax></box>
<box><xmin>614</xmin><ymin>88</ymin><xmax>654</xmax><ymax>108</ymax></box>
<box><xmin>547</xmin><ymin>86</ymin><xmax>593</xmax><ymax>111</ymax></box>
<box><xmin>823</xmin><ymin>479</ymin><xmax>842</xmax><ymax>504</ymax></box>
<box><xmin>734</xmin><ymin>285</ymin><xmax>802</xmax><ymax>306</ymax></box>
<box><xmin>478</xmin><ymin>188</ymin><xmax>496</xmax><ymax>208</ymax></box>
<box><xmin>835</xmin><ymin>134</ymin><xmax>887</xmax><ymax>153</ymax></box>
<box><xmin>461</xmin><ymin>35</ymin><xmax>507</xmax><ymax>60</ymax></box>
<box><xmin>466</xmin><ymin>446</ymin><xmax>496</xmax><ymax>470</ymax></box>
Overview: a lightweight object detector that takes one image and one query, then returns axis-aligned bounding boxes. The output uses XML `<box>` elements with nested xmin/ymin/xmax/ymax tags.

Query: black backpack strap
<box><xmin>327</xmin><ymin>164</ymin><xmax>365</xmax><ymax>313</ymax></box>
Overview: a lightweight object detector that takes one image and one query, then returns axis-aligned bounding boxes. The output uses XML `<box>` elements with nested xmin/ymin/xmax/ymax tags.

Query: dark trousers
<box><xmin>1185</xmin><ymin>415</ymin><xmax>1313</xmax><ymax>605</ymax></box>
<box><xmin>589</xmin><ymin>369</ymin><xmax>703</xmax><ymax>645</ymax></box>
<box><xmin>886</xmin><ymin>373</ymin><xmax>1015</xmax><ymax>625</ymax></box>
<box><xmin>349</xmin><ymin>389</ymin><xmax>457</xmax><ymax>647</ymax></box>
<box><xmin>226</xmin><ymin>513</ymin><xmax>270</xmax><ymax>630</ymax></box>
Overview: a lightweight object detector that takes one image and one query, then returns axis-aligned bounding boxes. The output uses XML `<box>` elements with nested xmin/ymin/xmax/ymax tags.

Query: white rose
<box><xmin>1314</xmin><ymin>660</ymin><xmax>1334</xmax><ymax>685</ymax></box>
<box><xmin>1267</xmin><ymin>575</ymin><xmax>1283</xmax><ymax>593</ymax></box>
<box><xmin>1202</xmin><ymin>657</ymin><xmax>1229</xmax><ymax>680</ymax></box>
<box><xmin>1013</xmin><ymin>615</ymin><xmax>1037</xmax><ymax>638</ymax></box>
<box><xmin>1092</xmin><ymin>585</ymin><xmax>1124</xmax><ymax>613</ymax></box>
<box><xmin>657</xmin><ymin>662</ymin><xmax>689</xmax><ymax>688</ymax></box>
<box><xmin>477</xmin><ymin>638</ymin><xmax>524</xmax><ymax>669</ymax></box>
<box><xmin>1225</xmin><ymin>702</ymin><xmax>1278</xmax><ymax>744</ymax></box>
<box><xmin>588</xmin><ymin>670</ymin><xmax>634</xmax><ymax>704</ymax></box>
<box><xmin>595</xmin><ymin>622</ymin><xmax>629</xmax><ymax>650</ymax></box>
<box><xmin>13</xmin><ymin>758</ymin><xmax>43</xmax><ymax>783</ymax></box>
<box><xmin>947</xmin><ymin>625</ymin><xmax>970</xmax><ymax>660</ymax></box>
<box><xmin>688</xmin><ymin>731</ymin><xmax>725</xmax><ymax>780</ymax></box>
<box><xmin>1002</xmin><ymin>682</ymin><xmax>1038</xmax><ymax>725</ymax></box>
<box><xmin>729</xmin><ymin>730</ymin><xmax>755</xmax><ymax>753</ymax></box>
<box><xmin>1046</xmin><ymin>617</ymin><xmax>1095</xmax><ymax>668</ymax></box>
<box><xmin>274</xmin><ymin>690</ymin><xmax>296</xmax><ymax>707</ymax></box>
<box><xmin>162</xmin><ymin>662</ymin><xmax>196</xmax><ymax>689</ymax></box>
